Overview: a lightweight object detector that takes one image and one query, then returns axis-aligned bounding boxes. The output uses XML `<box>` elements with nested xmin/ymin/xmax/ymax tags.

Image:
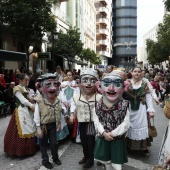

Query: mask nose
<box><xmin>108</xmin><ymin>83</ymin><xmax>115</xmax><ymax>91</ymax></box>
<box><xmin>87</xmin><ymin>79</ymin><xmax>91</xmax><ymax>85</ymax></box>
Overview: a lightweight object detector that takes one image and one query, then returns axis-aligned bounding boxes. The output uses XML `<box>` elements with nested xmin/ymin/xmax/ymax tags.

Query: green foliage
<box><xmin>0</xmin><ymin>0</ymin><xmax>56</xmax><ymax>52</ymax></box>
<box><xmin>53</xmin><ymin>26</ymin><xmax>83</xmax><ymax>60</ymax></box>
<box><xmin>79</xmin><ymin>48</ymin><xmax>102</xmax><ymax>65</ymax></box>
<box><xmin>146</xmin><ymin>14</ymin><xmax>170</xmax><ymax>65</ymax></box>
<box><xmin>163</xmin><ymin>0</ymin><xmax>170</xmax><ymax>11</ymax></box>
<box><xmin>146</xmin><ymin>39</ymin><xmax>169</xmax><ymax>65</ymax></box>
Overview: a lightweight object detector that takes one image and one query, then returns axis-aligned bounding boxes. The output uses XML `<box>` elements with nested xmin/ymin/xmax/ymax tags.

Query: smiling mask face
<box><xmin>101</xmin><ymin>74</ymin><xmax>124</xmax><ymax>103</ymax></box>
<box><xmin>79</xmin><ymin>75</ymin><xmax>97</xmax><ymax>95</ymax></box>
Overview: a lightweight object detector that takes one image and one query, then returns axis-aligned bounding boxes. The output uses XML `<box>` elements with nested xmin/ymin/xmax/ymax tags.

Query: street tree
<box><xmin>163</xmin><ymin>0</ymin><xmax>170</xmax><ymax>11</ymax></box>
<box><xmin>0</xmin><ymin>0</ymin><xmax>56</xmax><ymax>69</ymax></box>
<box><xmin>79</xmin><ymin>48</ymin><xmax>102</xmax><ymax>65</ymax></box>
<box><xmin>53</xmin><ymin>26</ymin><xmax>83</xmax><ymax>69</ymax></box>
<box><xmin>146</xmin><ymin>39</ymin><xmax>169</xmax><ymax>65</ymax></box>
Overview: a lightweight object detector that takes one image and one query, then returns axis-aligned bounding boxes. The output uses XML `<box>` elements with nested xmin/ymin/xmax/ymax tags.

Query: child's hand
<box><xmin>69</xmin><ymin>113</ymin><xmax>75</xmax><ymax>124</ymax></box>
<box><xmin>57</xmin><ymin>123</ymin><xmax>61</xmax><ymax>131</ymax></box>
<box><xmin>103</xmin><ymin>132</ymin><xmax>114</xmax><ymax>141</ymax></box>
<box><xmin>37</xmin><ymin>127</ymin><xmax>43</xmax><ymax>138</ymax></box>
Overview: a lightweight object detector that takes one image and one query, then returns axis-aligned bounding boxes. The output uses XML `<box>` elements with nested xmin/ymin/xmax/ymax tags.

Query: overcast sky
<box><xmin>137</xmin><ymin>0</ymin><xmax>164</xmax><ymax>46</ymax></box>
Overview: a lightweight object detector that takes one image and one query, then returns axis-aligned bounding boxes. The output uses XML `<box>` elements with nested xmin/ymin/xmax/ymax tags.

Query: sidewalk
<box><xmin>0</xmin><ymin>102</ymin><xmax>168</xmax><ymax>170</ymax></box>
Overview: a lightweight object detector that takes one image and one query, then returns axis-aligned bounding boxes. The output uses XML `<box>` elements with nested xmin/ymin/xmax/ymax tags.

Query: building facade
<box><xmin>109</xmin><ymin>0</ymin><xmax>137</xmax><ymax>70</ymax></box>
<box><xmin>95</xmin><ymin>0</ymin><xmax>112</xmax><ymax>68</ymax></box>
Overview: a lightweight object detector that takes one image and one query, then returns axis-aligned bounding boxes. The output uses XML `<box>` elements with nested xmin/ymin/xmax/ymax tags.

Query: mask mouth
<box><xmin>86</xmin><ymin>86</ymin><xmax>92</xmax><ymax>89</ymax></box>
<box><xmin>48</xmin><ymin>89</ymin><xmax>56</xmax><ymax>94</ymax></box>
<box><xmin>107</xmin><ymin>91</ymin><xmax>116</xmax><ymax>95</ymax></box>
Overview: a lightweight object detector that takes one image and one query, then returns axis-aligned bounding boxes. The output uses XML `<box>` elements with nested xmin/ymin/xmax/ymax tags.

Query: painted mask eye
<box><xmin>102</xmin><ymin>78</ymin><xmax>123</xmax><ymax>87</ymax></box>
<box><xmin>53</xmin><ymin>82</ymin><xmax>61</xmax><ymax>87</ymax></box>
<box><xmin>113</xmin><ymin>79</ymin><xmax>123</xmax><ymax>87</ymax></box>
<box><xmin>91</xmin><ymin>79</ymin><xmax>97</xmax><ymax>84</ymax></box>
<box><xmin>82</xmin><ymin>78</ymin><xmax>88</xmax><ymax>83</ymax></box>
<box><xmin>44</xmin><ymin>82</ymin><xmax>51</xmax><ymax>88</ymax></box>
<box><xmin>102</xmin><ymin>78</ymin><xmax>112</xmax><ymax>87</ymax></box>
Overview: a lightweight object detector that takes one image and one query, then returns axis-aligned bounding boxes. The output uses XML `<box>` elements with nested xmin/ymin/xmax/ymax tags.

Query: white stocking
<box><xmin>105</xmin><ymin>163</ymin><xmax>112</xmax><ymax>170</ymax></box>
<box><xmin>111</xmin><ymin>163</ymin><xmax>122</xmax><ymax>170</ymax></box>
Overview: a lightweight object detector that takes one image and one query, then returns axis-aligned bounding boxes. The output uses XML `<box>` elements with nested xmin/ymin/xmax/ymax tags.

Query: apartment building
<box><xmin>95</xmin><ymin>0</ymin><xmax>112</xmax><ymax>67</ymax></box>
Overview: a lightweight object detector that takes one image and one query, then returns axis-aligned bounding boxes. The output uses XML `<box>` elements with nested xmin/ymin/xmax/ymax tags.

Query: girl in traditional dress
<box><xmin>125</xmin><ymin>67</ymin><xmax>155</xmax><ymax>156</ymax></box>
<box><xmin>4</xmin><ymin>73</ymin><xmax>36</xmax><ymax>156</ymax></box>
<box><xmin>59</xmin><ymin>71</ymin><xmax>79</xmax><ymax>141</ymax></box>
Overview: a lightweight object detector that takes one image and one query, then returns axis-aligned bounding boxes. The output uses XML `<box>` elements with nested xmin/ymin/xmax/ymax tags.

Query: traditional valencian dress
<box><xmin>58</xmin><ymin>80</ymin><xmax>79</xmax><ymax>140</ymax></box>
<box><xmin>126</xmin><ymin>79</ymin><xmax>155</xmax><ymax>150</ymax></box>
<box><xmin>93</xmin><ymin>98</ymin><xmax>130</xmax><ymax>164</ymax></box>
<box><xmin>4</xmin><ymin>85</ymin><xmax>36</xmax><ymax>156</ymax></box>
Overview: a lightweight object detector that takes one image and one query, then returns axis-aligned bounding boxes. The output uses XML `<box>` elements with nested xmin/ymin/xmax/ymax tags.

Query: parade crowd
<box><xmin>0</xmin><ymin>65</ymin><xmax>170</xmax><ymax>170</ymax></box>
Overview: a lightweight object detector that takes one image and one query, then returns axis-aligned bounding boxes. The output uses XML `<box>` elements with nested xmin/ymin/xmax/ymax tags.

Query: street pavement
<box><xmin>0</xmin><ymin>102</ymin><xmax>168</xmax><ymax>170</ymax></box>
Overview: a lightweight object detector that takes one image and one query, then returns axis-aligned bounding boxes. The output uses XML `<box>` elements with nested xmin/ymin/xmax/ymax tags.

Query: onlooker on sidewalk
<box><xmin>4</xmin><ymin>82</ymin><xmax>16</xmax><ymax>114</ymax></box>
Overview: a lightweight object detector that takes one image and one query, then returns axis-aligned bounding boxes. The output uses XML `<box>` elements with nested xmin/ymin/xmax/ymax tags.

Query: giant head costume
<box><xmin>36</xmin><ymin>73</ymin><xmax>61</xmax><ymax>101</ymax></box>
<box><xmin>98</xmin><ymin>70</ymin><xmax>128</xmax><ymax>104</ymax></box>
<box><xmin>79</xmin><ymin>68</ymin><xmax>98</xmax><ymax>95</ymax></box>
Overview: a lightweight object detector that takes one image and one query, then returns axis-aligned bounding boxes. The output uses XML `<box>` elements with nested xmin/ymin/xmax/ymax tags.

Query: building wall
<box><xmin>95</xmin><ymin>0</ymin><xmax>112</xmax><ymax>67</ymax></box>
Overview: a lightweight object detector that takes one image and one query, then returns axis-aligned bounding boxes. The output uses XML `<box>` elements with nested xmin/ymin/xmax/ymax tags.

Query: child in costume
<box><xmin>70</xmin><ymin>68</ymin><xmax>102</xmax><ymax>169</ymax></box>
<box><xmin>34</xmin><ymin>73</ymin><xmax>62</xmax><ymax>169</ymax></box>
<box><xmin>93</xmin><ymin>70</ymin><xmax>130</xmax><ymax>170</ymax></box>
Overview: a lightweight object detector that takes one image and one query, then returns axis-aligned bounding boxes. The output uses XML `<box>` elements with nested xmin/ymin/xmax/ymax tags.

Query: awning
<box><xmin>0</xmin><ymin>49</ymin><xmax>27</xmax><ymax>61</ymax></box>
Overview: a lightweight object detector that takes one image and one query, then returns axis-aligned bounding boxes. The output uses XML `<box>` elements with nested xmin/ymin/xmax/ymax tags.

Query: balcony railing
<box><xmin>97</xmin><ymin>50</ymin><xmax>109</xmax><ymax>57</ymax></box>
<box><xmin>96</xmin><ymin>18</ymin><xmax>109</xmax><ymax>25</ymax></box>
<box><xmin>95</xmin><ymin>0</ymin><xmax>108</xmax><ymax>5</ymax></box>
<box><xmin>98</xmin><ymin>7</ymin><xmax>108</xmax><ymax>13</ymax></box>
<box><xmin>96</xmin><ymin>29</ymin><xmax>108</xmax><ymax>35</ymax></box>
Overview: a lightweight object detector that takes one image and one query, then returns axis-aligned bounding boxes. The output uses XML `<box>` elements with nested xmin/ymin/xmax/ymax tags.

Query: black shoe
<box><xmin>42</xmin><ymin>161</ymin><xmax>53</xmax><ymax>169</ymax></box>
<box><xmin>79</xmin><ymin>157</ymin><xmax>86</xmax><ymax>164</ymax></box>
<box><xmin>83</xmin><ymin>162</ymin><xmax>94</xmax><ymax>169</ymax></box>
<box><xmin>97</xmin><ymin>161</ymin><xmax>103</xmax><ymax>166</ymax></box>
<box><xmin>54</xmin><ymin>158</ymin><xmax>62</xmax><ymax>165</ymax></box>
<box><xmin>143</xmin><ymin>149</ymin><xmax>150</xmax><ymax>156</ymax></box>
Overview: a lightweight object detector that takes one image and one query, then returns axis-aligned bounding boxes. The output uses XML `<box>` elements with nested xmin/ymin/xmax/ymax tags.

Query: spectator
<box><xmin>4</xmin><ymin>82</ymin><xmax>16</xmax><ymax>114</ymax></box>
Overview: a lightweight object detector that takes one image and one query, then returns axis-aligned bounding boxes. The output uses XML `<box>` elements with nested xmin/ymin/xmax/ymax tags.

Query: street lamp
<box><xmin>47</xmin><ymin>31</ymin><xmax>59</xmax><ymax>72</ymax></box>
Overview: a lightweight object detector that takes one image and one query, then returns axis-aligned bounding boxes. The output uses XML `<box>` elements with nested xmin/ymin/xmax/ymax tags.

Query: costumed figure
<box><xmin>4</xmin><ymin>73</ymin><xmax>36</xmax><ymax>156</ymax></box>
<box><xmin>34</xmin><ymin>73</ymin><xmax>62</xmax><ymax>170</ymax></box>
<box><xmin>125</xmin><ymin>67</ymin><xmax>155</xmax><ymax>156</ymax></box>
<box><xmin>70</xmin><ymin>68</ymin><xmax>102</xmax><ymax>169</ymax></box>
<box><xmin>59</xmin><ymin>71</ymin><xmax>79</xmax><ymax>142</ymax></box>
<box><xmin>93</xmin><ymin>70</ymin><xmax>130</xmax><ymax>170</ymax></box>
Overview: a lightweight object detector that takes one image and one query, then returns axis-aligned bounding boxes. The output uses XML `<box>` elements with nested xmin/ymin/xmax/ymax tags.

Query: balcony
<box><xmin>97</xmin><ymin>18</ymin><xmax>108</xmax><ymax>25</ymax></box>
<box><xmin>98</xmin><ymin>7</ymin><xmax>108</xmax><ymax>14</ymax></box>
<box><xmin>96</xmin><ymin>40</ymin><xmax>108</xmax><ymax>46</ymax></box>
<box><xmin>95</xmin><ymin>0</ymin><xmax>108</xmax><ymax>5</ymax></box>
<box><xmin>96</xmin><ymin>29</ymin><xmax>108</xmax><ymax>35</ymax></box>
<box><xmin>98</xmin><ymin>50</ymin><xmax>109</xmax><ymax>57</ymax></box>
